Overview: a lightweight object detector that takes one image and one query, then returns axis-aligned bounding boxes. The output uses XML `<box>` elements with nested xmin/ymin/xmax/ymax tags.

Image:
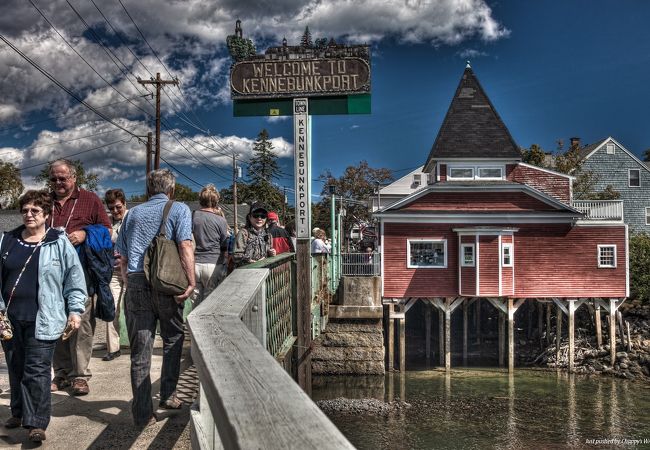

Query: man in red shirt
<box><xmin>48</xmin><ymin>159</ymin><xmax>111</xmax><ymax>396</ymax></box>
<box><xmin>267</xmin><ymin>211</ymin><xmax>294</xmax><ymax>254</ymax></box>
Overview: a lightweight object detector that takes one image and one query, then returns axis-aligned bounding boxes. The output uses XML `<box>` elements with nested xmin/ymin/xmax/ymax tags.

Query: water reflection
<box><xmin>313</xmin><ymin>370</ymin><xmax>650</xmax><ymax>450</ymax></box>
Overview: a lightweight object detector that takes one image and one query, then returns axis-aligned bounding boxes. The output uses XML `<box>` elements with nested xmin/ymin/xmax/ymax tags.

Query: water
<box><xmin>313</xmin><ymin>369</ymin><xmax>650</xmax><ymax>449</ymax></box>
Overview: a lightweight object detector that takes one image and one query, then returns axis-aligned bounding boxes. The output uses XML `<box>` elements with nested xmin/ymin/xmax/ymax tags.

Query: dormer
<box><xmin>412</xmin><ymin>173</ymin><xmax>422</xmax><ymax>188</ymax></box>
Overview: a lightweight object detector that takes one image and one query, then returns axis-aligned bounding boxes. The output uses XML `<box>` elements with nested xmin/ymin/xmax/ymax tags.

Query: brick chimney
<box><xmin>570</xmin><ymin>137</ymin><xmax>581</xmax><ymax>149</ymax></box>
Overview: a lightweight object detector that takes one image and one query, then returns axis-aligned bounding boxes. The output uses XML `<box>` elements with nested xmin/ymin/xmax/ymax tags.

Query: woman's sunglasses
<box><xmin>251</xmin><ymin>213</ymin><xmax>267</xmax><ymax>219</ymax></box>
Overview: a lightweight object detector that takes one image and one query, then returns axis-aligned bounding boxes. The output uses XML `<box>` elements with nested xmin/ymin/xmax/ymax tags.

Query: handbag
<box><xmin>0</xmin><ymin>312</ymin><xmax>12</xmax><ymax>341</ymax></box>
<box><xmin>143</xmin><ymin>200</ymin><xmax>189</xmax><ymax>296</ymax></box>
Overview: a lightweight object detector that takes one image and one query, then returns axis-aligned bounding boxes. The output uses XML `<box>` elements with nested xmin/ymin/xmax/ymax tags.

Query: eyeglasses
<box><xmin>49</xmin><ymin>176</ymin><xmax>72</xmax><ymax>184</ymax></box>
<box><xmin>251</xmin><ymin>213</ymin><xmax>267</xmax><ymax>219</ymax></box>
<box><xmin>21</xmin><ymin>208</ymin><xmax>44</xmax><ymax>217</ymax></box>
<box><xmin>108</xmin><ymin>204</ymin><xmax>124</xmax><ymax>211</ymax></box>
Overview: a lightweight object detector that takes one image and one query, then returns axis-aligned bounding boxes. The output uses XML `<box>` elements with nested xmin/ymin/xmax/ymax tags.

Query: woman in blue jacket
<box><xmin>0</xmin><ymin>189</ymin><xmax>86</xmax><ymax>443</ymax></box>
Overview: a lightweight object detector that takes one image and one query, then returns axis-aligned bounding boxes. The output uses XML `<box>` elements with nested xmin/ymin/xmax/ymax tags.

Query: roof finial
<box><xmin>466</xmin><ymin>60</ymin><xmax>471</xmax><ymax>69</ymax></box>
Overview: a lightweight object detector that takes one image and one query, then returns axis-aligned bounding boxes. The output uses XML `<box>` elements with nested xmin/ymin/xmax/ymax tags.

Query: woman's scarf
<box><xmin>243</xmin><ymin>226</ymin><xmax>269</xmax><ymax>262</ymax></box>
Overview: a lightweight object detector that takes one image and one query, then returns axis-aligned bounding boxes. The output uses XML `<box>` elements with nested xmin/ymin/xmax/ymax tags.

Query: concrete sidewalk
<box><xmin>0</xmin><ymin>326</ymin><xmax>197</xmax><ymax>449</ymax></box>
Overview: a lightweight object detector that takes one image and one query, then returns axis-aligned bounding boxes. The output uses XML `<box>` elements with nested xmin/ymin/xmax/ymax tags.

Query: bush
<box><xmin>629</xmin><ymin>233</ymin><xmax>650</xmax><ymax>302</ymax></box>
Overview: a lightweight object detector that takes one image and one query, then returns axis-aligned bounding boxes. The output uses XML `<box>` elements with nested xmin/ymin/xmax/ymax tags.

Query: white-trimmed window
<box><xmin>606</xmin><ymin>143</ymin><xmax>615</xmax><ymax>154</ymax></box>
<box><xmin>461</xmin><ymin>244</ymin><xmax>475</xmax><ymax>267</ymax></box>
<box><xmin>598</xmin><ymin>245</ymin><xmax>617</xmax><ymax>268</ymax></box>
<box><xmin>502</xmin><ymin>243</ymin><xmax>513</xmax><ymax>267</ymax></box>
<box><xmin>646</xmin><ymin>207</ymin><xmax>650</xmax><ymax>226</ymax></box>
<box><xmin>629</xmin><ymin>169</ymin><xmax>640</xmax><ymax>187</ymax></box>
<box><xmin>478</xmin><ymin>167</ymin><xmax>503</xmax><ymax>179</ymax></box>
<box><xmin>449</xmin><ymin>167</ymin><xmax>474</xmax><ymax>180</ymax></box>
<box><xmin>407</xmin><ymin>239</ymin><xmax>447</xmax><ymax>268</ymax></box>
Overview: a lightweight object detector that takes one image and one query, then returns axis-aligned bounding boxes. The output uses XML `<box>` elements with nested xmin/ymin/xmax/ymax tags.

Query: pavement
<box><xmin>0</xmin><ymin>324</ymin><xmax>197</xmax><ymax>449</ymax></box>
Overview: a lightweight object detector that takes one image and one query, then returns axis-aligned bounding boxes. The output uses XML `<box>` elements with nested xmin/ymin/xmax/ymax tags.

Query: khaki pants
<box><xmin>53</xmin><ymin>296</ymin><xmax>96</xmax><ymax>380</ymax></box>
<box><xmin>106</xmin><ymin>275</ymin><xmax>123</xmax><ymax>353</ymax></box>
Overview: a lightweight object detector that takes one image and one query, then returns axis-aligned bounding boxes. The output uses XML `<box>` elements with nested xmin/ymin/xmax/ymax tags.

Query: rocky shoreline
<box><xmin>525</xmin><ymin>299</ymin><xmax>650</xmax><ymax>381</ymax></box>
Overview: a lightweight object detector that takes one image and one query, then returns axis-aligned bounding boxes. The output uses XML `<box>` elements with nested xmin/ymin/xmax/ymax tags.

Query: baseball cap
<box><xmin>249</xmin><ymin>202</ymin><xmax>268</xmax><ymax>215</ymax></box>
<box><xmin>267</xmin><ymin>211</ymin><xmax>279</xmax><ymax>221</ymax></box>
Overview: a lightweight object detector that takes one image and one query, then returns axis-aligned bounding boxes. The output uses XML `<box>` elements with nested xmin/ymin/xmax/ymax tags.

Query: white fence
<box><xmin>572</xmin><ymin>200</ymin><xmax>624</xmax><ymax>221</ymax></box>
<box><xmin>186</xmin><ymin>268</ymin><xmax>353</xmax><ymax>450</ymax></box>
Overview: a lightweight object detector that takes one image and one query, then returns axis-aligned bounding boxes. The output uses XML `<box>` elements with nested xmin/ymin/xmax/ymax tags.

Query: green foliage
<box><xmin>629</xmin><ymin>233</ymin><xmax>650</xmax><ymax>302</ymax></box>
<box><xmin>300</xmin><ymin>26</ymin><xmax>313</xmax><ymax>48</ymax></box>
<box><xmin>314</xmin><ymin>37</ymin><xmax>328</xmax><ymax>48</ymax></box>
<box><xmin>315</xmin><ymin>161</ymin><xmax>394</xmax><ymax>235</ymax></box>
<box><xmin>174</xmin><ymin>183</ymin><xmax>199</xmax><ymax>201</ymax></box>
<box><xmin>248</xmin><ymin>129</ymin><xmax>280</xmax><ymax>184</ymax></box>
<box><xmin>554</xmin><ymin>142</ymin><xmax>620</xmax><ymax>200</ymax></box>
<box><xmin>226</xmin><ymin>35</ymin><xmax>256</xmax><ymax>62</ymax></box>
<box><xmin>0</xmin><ymin>161</ymin><xmax>24</xmax><ymax>208</ymax></box>
<box><xmin>36</xmin><ymin>159</ymin><xmax>99</xmax><ymax>191</ymax></box>
<box><xmin>643</xmin><ymin>148</ymin><xmax>650</xmax><ymax>162</ymax></box>
<box><xmin>521</xmin><ymin>144</ymin><xmax>547</xmax><ymax>167</ymax></box>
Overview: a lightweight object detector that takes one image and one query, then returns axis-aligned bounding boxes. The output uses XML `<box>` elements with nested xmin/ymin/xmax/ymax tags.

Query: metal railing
<box><xmin>187</xmin><ymin>255</ymin><xmax>352</xmax><ymax>450</ymax></box>
<box><xmin>341</xmin><ymin>252</ymin><xmax>381</xmax><ymax>276</ymax></box>
<box><xmin>572</xmin><ymin>200</ymin><xmax>624</xmax><ymax>221</ymax></box>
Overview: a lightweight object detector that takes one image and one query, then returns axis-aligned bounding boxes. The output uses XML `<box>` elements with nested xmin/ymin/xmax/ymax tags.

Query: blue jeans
<box><xmin>1</xmin><ymin>319</ymin><xmax>57</xmax><ymax>430</ymax></box>
<box><xmin>124</xmin><ymin>273</ymin><xmax>185</xmax><ymax>426</ymax></box>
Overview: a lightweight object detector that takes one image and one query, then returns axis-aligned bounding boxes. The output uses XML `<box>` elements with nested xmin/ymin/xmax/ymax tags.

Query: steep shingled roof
<box><xmin>424</xmin><ymin>66</ymin><xmax>521</xmax><ymax>171</ymax></box>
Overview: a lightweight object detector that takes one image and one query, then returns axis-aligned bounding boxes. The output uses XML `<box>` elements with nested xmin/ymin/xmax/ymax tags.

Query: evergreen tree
<box><xmin>521</xmin><ymin>143</ymin><xmax>547</xmax><ymax>167</ymax></box>
<box><xmin>246</xmin><ymin>129</ymin><xmax>285</xmax><ymax>211</ymax></box>
<box><xmin>300</xmin><ymin>26</ymin><xmax>313</xmax><ymax>48</ymax></box>
<box><xmin>0</xmin><ymin>161</ymin><xmax>23</xmax><ymax>208</ymax></box>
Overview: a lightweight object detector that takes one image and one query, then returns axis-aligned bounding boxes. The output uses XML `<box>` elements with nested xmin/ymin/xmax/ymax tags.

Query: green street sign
<box><xmin>233</xmin><ymin>94</ymin><xmax>371</xmax><ymax>117</ymax></box>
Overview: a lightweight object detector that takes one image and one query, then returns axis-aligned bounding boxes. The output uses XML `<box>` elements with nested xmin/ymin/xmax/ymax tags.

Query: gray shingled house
<box><xmin>578</xmin><ymin>137</ymin><xmax>650</xmax><ymax>234</ymax></box>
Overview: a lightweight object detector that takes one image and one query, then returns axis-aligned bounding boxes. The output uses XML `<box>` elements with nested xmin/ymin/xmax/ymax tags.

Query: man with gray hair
<box><xmin>48</xmin><ymin>159</ymin><xmax>111</xmax><ymax>396</ymax></box>
<box><xmin>116</xmin><ymin>169</ymin><xmax>195</xmax><ymax>427</ymax></box>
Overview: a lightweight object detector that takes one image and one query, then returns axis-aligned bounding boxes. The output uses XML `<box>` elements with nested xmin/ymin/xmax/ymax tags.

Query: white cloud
<box><xmin>457</xmin><ymin>48</ymin><xmax>489</xmax><ymax>59</ymax></box>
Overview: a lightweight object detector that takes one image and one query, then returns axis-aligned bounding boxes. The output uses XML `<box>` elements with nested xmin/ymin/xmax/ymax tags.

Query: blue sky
<box><xmin>1</xmin><ymin>1</ymin><xmax>649</xmax><ymax>204</ymax></box>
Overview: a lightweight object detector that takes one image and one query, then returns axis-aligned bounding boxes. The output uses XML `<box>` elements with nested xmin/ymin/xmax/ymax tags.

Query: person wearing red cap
<box><xmin>267</xmin><ymin>211</ymin><xmax>294</xmax><ymax>255</ymax></box>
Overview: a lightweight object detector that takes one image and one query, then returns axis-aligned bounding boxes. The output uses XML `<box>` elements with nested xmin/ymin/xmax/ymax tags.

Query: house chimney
<box><xmin>570</xmin><ymin>137</ymin><xmax>581</xmax><ymax>149</ymax></box>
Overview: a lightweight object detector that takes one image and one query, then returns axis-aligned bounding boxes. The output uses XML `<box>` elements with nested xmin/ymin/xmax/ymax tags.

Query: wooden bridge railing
<box><xmin>187</xmin><ymin>254</ymin><xmax>352</xmax><ymax>449</ymax></box>
<box><xmin>572</xmin><ymin>200</ymin><xmax>624</xmax><ymax>221</ymax></box>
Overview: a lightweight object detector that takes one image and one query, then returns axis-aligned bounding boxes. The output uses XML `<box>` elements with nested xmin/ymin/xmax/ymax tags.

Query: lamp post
<box><xmin>329</xmin><ymin>184</ymin><xmax>336</xmax><ymax>292</ymax></box>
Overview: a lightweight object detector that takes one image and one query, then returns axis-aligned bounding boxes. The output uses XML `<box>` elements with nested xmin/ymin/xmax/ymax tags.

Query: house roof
<box><xmin>423</xmin><ymin>66</ymin><xmax>521</xmax><ymax>171</ymax></box>
<box><xmin>578</xmin><ymin>136</ymin><xmax>650</xmax><ymax>174</ymax></box>
<box><xmin>577</xmin><ymin>138</ymin><xmax>607</xmax><ymax>160</ymax></box>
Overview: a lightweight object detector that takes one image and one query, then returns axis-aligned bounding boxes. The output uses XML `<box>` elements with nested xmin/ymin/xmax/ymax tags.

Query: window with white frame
<box><xmin>606</xmin><ymin>143</ymin><xmax>615</xmax><ymax>154</ymax></box>
<box><xmin>598</xmin><ymin>245</ymin><xmax>617</xmax><ymax>268</ymax></box>
<box><xmin>629</xmin><ymin>169</ymin><xmax>640</xmax><ymax>187</ymax></box>
<box><xmin>646</xmin><ymin>207</ymin><xmax>650</xmax><ymax>226</ymax></box>
<box><xmin>407</xmin><ymin>239</ymin><xmax>447</xmax><ymax>268</ymax></box>
<box><xmin>461</xmin><ymin>244</ymin><xmax>475</xmax><ymax>267</ymax></box>
<box><xmin>478</xmin><ymin>167</ymin><xmax>503</xmax><ymax>179</ymax></box>
<box><xmin>502</xmin><ymin>243</ymin><xmax>513</xmax><ymax>267</ymax></box>
<box><xmin>448</xmin><ymin>167</ymin><xmax>474</xmax><ymax>179</ymax></box>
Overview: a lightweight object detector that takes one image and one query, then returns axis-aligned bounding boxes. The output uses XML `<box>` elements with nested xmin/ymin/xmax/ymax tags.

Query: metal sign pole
<box><xmin>293</xmin><ymin>98</ymin><xmax>312</xmax><ymax>391</ymax></box>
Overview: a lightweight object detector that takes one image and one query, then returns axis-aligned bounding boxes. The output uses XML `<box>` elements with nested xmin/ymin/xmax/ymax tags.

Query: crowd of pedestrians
<box><xmin>0</xmin><ymin>160</ymin><xmax>301</xmax><ymax>442</ymax></box>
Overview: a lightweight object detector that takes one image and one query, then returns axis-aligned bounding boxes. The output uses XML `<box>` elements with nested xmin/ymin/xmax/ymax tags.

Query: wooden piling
<box><xmin>546</xmin><ymin>303</ymin><xmax>552</xmax><ymax>346</ymax></box>
<box><xmin>538</xmin><ymin>301</ymin><xmax>544</xmax><ymax>350</ymax></box>
<box><xmin>609</xmin><ymin>299</ymin><xmax>617</xmax><ymax>365</ymax></box>
<box><xmin>463</xmin><ymin>299</ymin><xmax>468</xmax><ymax>366</ymax></box>
<box><xmin>595</xmin><ymin>302</ymin><xmax>602</xmax><ymax>349</ymax></box>
<box><xmin>439</xmin><ymin>308</ymin><xmax>444</xmax><ymax>366</ymax></box>
<box><xmin>445</xmin><ymin>297</ymin><xmax>451</xmax><ymax>372</ymax></box>
<box><xmin>498</xmin><ymin>311</ymin><xmax>505</xmax><ymax>368</ymax></box>
<box><xmin>508</xmin><ymin>298</ymin><xmax>515</xmax><ymax>373</ymax></box>
<box><xmin>568</xmin><ymin>299</ymin><xmax>576</xmax><ymax>373</ymax></box>
<box><xmin>556</xmin><ymin>304</ymin><xmax>562</xmax><ymax>364</ymax></box>
<box><xmin>425</xmin><ymin>303</ymin><xmax>431</xmax><ymax>365</ymax></box>
<box><xmin>399</xmin><ymin>304</ymin><xmax>406</xmax><ymax>372</ymax></box>
<box><xmin>387</xmin><ymin>303</ymin><xmax>394</xmax><ymax>371</ymax></box>
<box><xmin>475</xmin><ymin>299</ymin><xmax>482</xmax><ymax>346</ymax></box>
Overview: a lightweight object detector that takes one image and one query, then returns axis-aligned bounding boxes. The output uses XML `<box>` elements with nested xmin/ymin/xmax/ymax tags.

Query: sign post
<box><xmin>293</xmin><ymin>98</ymin><xmax>312</xmax><ymax>388</ymax></box>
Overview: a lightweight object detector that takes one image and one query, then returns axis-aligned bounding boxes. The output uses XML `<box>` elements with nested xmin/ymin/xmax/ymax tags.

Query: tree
<box><xmin>35</xmin><ymin>159</ymin><xmax>99</xmax><ymax>191</ymax></box>
<box><xmin>316</xmin><ymin>161</ymin><xmax>394</xmax><ymax>237</ymax></box>
<box><xmin>226</xmin><ymin>20</ymin><xmax>256</xmax><ymax>62</ymax></box>
<box><xmin>629</xmin><ymin>233</ymin><xmax>650</xmax><ymax>302</ymax></box>
<box><xmin>0</xmin><ymin>162</ymin><xmax>23</xmax><ymax>208</ymax></box>
<box><xmin>300</xmin><ymin>26</ymin><xmax>313</xmax><ymax>48</ymax></box>
<box><xmin>521</xmin><ymin>144</ymin><xmax>547</xmax><ymax>167</ymax></box>
<box><xmin>643</xmin><ymin>148</ymin><xmax>650</xmax><ymax>162</ymax></box>
<box><xmin>174</xmin><ymin>183</ymin><xmax>199</xmax><ymax>201</ymax></box>
<box><xmin>244</xmin><ymin>129</ymin><xmax>285</xmax><ymax>211</ymax></box>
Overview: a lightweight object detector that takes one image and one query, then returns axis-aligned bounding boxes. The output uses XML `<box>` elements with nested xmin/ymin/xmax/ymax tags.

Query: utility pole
<box><xmin>233</xmin><ymin>153</ymin><xmax>239</xmax><ymax>234</ymax></box>
<box><xmin>137</xmin><ymin>72</ymin><xmax>178</xmax><ymax>169</ymax></box>
<box><xmin>145</xmin><ymin>132</ymin><xmax>153</xmax><ymax>176</ymax></box>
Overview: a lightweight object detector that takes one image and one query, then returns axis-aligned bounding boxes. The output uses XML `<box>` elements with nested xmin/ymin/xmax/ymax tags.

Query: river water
<box><xmin>313</xmin><ymin>369</ymin><xmax>650</xmax><ymax>449</ymax></box>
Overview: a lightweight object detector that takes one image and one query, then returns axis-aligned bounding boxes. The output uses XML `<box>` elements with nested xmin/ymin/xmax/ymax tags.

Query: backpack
<box><xmin>143</xmin><ymin>201</ymin><xmax>188</xmax><ymax>295</ymax></box>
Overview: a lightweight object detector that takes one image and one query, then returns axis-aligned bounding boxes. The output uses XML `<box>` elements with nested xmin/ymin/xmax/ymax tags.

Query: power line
<box><xmin>0</xmin><ymin>33</ymin><xmax>143</xmax><ymax>140</ymax></box>
<box><xmin>159</xmin><ymin>155</ymin><xmax>204</xmax><ymax>189</ymax></box>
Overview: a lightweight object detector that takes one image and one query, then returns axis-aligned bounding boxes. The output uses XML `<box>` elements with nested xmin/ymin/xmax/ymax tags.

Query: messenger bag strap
<box><xmin>158</xmin><ymin>200</ymin><xmax>174</xmax><ymax>238</ymax></box>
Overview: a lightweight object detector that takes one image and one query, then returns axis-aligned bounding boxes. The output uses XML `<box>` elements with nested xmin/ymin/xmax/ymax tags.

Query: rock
<box><xmin>642</xmin><ymin>366</ymin><xmax>650</xmax><ymax>376</ymax></box>
<box><xmin>619</xmin><ymin>363</ymin><xmax>628</xmax><ymax>370</ymax></box>
<box><xmin>312</xmin><ymin>345</ymin><xmax>384</xmax><ymax>362</ymax></box>
<box><xmin>325</xmin><ymin>320</ymin><xmax>383</xmax><ymax>333</ymax></box>
<box><xmin>321</xmin><ymin>331</ymin><xmax>383</xmax><ymax>347</ymax></box>
<box><xmin>592</xmin><ymin>361</ymin><xmax>604</xmax><ymax>371</ymax></box>
<box><xmin>616</xmin><ymin>352</ymin><xmax>628</xmax><ymax>360</ymax></box>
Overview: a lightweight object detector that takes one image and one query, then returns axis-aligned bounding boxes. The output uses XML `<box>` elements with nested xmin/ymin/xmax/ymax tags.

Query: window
<box><xmin>629</xmin><ymin>169</ymin><xmax>640</xmax><ymax>187</ymax></box>
<box><xmin>598</xmin><ymin>245</ymin><xmax>617</xmax><ymax>268</ymax></box>
<box><xmin>478</xmin><ymin>167</ymin><xmax>503</xmax><ymax>179</ymax></box>
<box><xmin>449</xmin><ymin>167</ymin><xmax>474</xmax><ymax>179</ymax></box>
<box><xmin>412</xmin><ymin>174</ymin><xmax>421</xmax><ymax>187</ymax></box>
<box><xmin>606</xmin><ymin>143</ymin><xmax>615</xmax><ymax>154</ymax></box>
<box><xmin>461</xmin><ymin>244</ymin><xmax>475</xmax><ymax>267</ymax></box>
<box><xmin>502</xmin><ymin>243</ymin><xmax>513</xmax><ymax>267</ymax></box>
<box><xmin>646</xmin><ymin>207</ymin><xmax>650</xmax><ymax>226</ymax></box>
<box><xmin>407</xmin><ymin>239</ymin><xmax>447</xmax><ymax>268</ymax></box>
